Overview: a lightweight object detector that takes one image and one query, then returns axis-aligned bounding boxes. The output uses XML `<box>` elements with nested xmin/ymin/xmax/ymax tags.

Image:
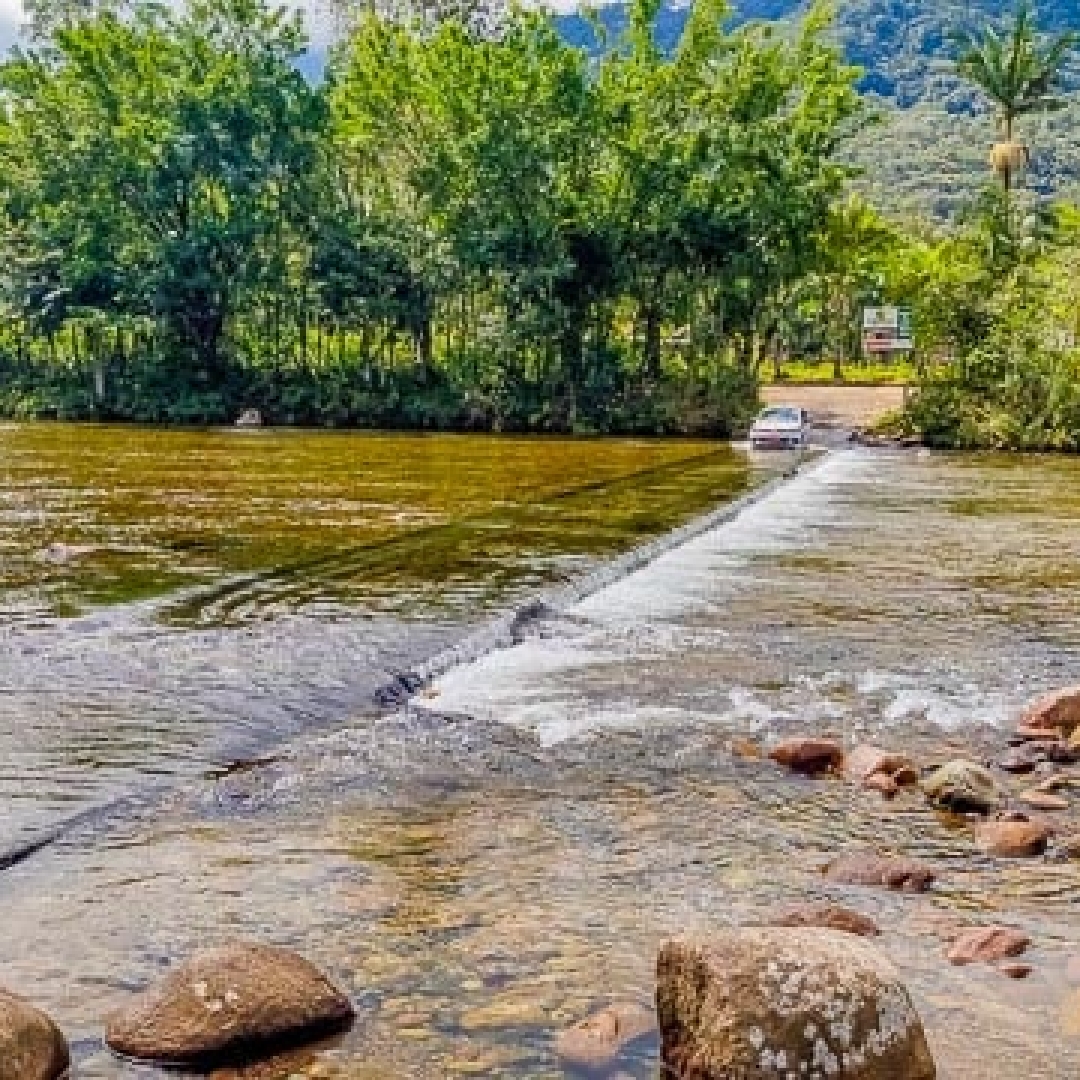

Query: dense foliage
<box><xmin>899</xmin><ymin>200</ymin><xmax>1080</xmax><ymax>450</ymax></box>
<box><xmin>561</xmin><ymin>0</ymin><xmax>1080</xmax><ymax>218</ymax></box>
<box><xmin>0</xmin><ymin>0</ymin><xmax>862</xmax><ymax>429</ymax></box>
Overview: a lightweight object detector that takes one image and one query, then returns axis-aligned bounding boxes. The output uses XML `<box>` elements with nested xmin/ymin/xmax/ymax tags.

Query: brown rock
<box><xmin>657</xmin><ymin>928</ymin><xmax>936</xmax><ymax>1080</ymax></box>
<box><xmin>1021</xmin><ymin>686</ymin><xmax>1080</xmax><ymax>737</ymax></box>
<box><xmin>769</xmin><ymin>902</ymin><xmax>880</xmax><ymax>937</ymax></box>
<box><xmin>825</xmin><ymin>852</ymin><xmax>937</xmax><ymax>892</ymax></box>
<box><xmin>105</xmin><ymin>942</ymin><xmax>355</xmax><ymax>1065</ymax></box>
<box><xmin>554</xmin><ymin>1002</ymin><xmax>655</xmax><ymax>1070</ymax></box>
<box><xmin>996</xmin><ymin>744</ymin><xmax>1045</xmax><ymax>774</ymax></box>
<box><xmin>845</xmin><ymin>745</ymin><xmax>918</xmax><ymax>786</ymax></box>
<box><xmin>1017</xmin><ymin>789</ymin><xmax>1070</xmax><ymax>811</ymax></box>
<box><xmin>1054</xmin><ymin>834</ymin><xmax>1080</xmax><ymax>859</ymax></box>
<box><xmin>862</xmin><ymin>771</ymin><xmax>900</xmax><ymax>798</ymax></box>
<box><xmin>974</xmin><ymin>820</ymin><xmax>1052</xmax><ymax>858</ymax></box>
<box><xmin>768</xmin><ymin>738</ymin><xmax>844</xmax><ymax>775</ymax></box>
<box><xmin>999</xmin><ymin>963</ymin><xmax>1032</xmax><ymax>979</ymax></box>
<box><xmin>946</xmin><ymin>926</ymin><xmax>1030</xmax><ymax>966</ymax></box>
<box><xmin>0</xmin><ymin>989</ymin><xmax>69</xmax><ymax>1080</ymax></box>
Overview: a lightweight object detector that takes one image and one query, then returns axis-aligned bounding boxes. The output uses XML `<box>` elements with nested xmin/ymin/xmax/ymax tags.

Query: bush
<box><xmin>908</xmin><ymin>340</ymin><xmax>1080</xmax><ymax>451</ymax></box>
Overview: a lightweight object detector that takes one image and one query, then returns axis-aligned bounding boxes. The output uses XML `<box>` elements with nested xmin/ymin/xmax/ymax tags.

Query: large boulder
<box><xmin>921</xmin><ymin>760</ymin><xmax>1001</xmax><ymax>814</ymax></box>
<box><xmin>1021</xmin><ymin>686</ymin><xmax>1080</xmax><ymax>737</ymax></box>
<box><xmin>105</xmin><ymin>942</ymin><xmax>355</xmax><ymax>1066</ymax></box>
<box><xmin>0</xmin><ymin>989</ymin><xmax>70</xmax><ymax>1080</ymax></box>
<box><xmin>657</xmin><ymin>928</ymin><xmax>936</xmax><ymax>1079</ymax></box>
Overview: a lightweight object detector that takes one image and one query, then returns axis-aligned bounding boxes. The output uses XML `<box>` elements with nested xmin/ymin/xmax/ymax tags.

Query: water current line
<box><xmin>153</xmin><ymin>446</ymin><xmax>736</xmax><ymax>625</ymax></box>
<box><xmin>0</xmin><ymin>447</ymin><xmax>822</xmax><ymax>875</ymax></box>
<box><xmin>388</xmin><ymin>451</ymin><xmax>827</xmax><ymax>704</ymax></box>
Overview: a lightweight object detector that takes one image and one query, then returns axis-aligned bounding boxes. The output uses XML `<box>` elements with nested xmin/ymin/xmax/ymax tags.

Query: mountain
<box><xmin>557</xmin><ymin>0</ymin><xmax>1080</xmax><ymax>218</ymax></box>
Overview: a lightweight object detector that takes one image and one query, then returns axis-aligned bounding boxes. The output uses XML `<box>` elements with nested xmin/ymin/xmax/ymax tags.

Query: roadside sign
<box><xmin>863</xmin><ymin>307</ymin><xmax>913</xmax><ymax>354</ymax></box>
<box><xmin>863</xmin><ymin>307</ymin><xmax>900</xmax><ymax>330</ymax></box>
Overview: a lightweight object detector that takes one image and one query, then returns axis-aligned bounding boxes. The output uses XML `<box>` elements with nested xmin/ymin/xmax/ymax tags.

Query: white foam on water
<box><xmin>432</xmin><ymin>452</ymin><xmax>875</xmax><ymax>742</ymax></box>
<box><xmin>856</xmin><ymin>665</ymin><xmax>1020</xmax><ymax>730</ymax></box>
<box><xmin>430</xmin><ymin>448</ymin><xmax>1066</xmax><ymax>744</ymax></box>
<box><xmin>575</xmin><ymin>450</ymin><xmax>864</xmax><ymax>623</ymax></box>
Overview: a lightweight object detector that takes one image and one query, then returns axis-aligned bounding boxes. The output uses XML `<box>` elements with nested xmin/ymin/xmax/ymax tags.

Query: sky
<box><xmin>0</xmin><ymin>0</ymin><xmax>586</xmax><ymax>54</ymax></box>
<box><xmin>0</xmin><ymin>0</ymin><xmax>337</xmax><ymax>53</ymax></box>
<box><xmin>0</xmin><ymin>0</ymin><xmax>19</xmax><ymax>51</ymax></box>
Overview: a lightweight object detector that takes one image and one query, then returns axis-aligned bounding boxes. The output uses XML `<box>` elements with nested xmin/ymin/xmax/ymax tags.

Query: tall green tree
<box><xmin>953</xmin><ymin>0</ymin><xmax>1078</xmax><ymax>193</ymax></box>
<box><xmin>1</xmin><ymin>0</ymin><xmax>326</xmax><ymax>417</ymax></box>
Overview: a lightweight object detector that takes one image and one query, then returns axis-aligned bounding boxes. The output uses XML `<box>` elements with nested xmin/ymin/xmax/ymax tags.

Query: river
<box><xmin>0</xmin><ymin>424</ymin><xmax>765</xmax><ymax>858</ymax></box>
<box><xmin>1</xmin><ymin>429</ymin><xmax>1079</xmax><ymax>1078</ymax></box>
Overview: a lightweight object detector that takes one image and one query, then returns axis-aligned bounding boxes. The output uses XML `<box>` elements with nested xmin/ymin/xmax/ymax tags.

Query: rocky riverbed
<box><xmin>3</xmin><ymin>447</ymin><xmax>1080</xmax><ymax>1077</ymax></box>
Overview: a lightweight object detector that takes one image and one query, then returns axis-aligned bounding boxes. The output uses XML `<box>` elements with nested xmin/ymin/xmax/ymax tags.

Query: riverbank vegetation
<box><xmin>2</xmin><ymin>0</ymin><xmax>1080</xmax><ymax>448</ymax></box>
<box><xmin>0</xmin><ymin>0</ymin><xmax>860</xmax><ymax>432</ymax></box>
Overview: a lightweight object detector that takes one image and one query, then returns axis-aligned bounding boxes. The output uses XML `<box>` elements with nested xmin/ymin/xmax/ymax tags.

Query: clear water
<box><xmin>1</xmin><ymin>438</ymin><xmax>1079</xmax><ymax>1079</ymax></box>
<box><xmin>0</xmin><ymin>423</ymin><xmax>764</xmax><ymax>852</ymax></box>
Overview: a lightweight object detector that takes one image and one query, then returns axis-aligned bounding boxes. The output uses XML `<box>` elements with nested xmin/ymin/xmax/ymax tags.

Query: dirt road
<box><xmin>761</xmin><ymin>384</ymin><xmax>908</xmax><ymax>430</ymax></box>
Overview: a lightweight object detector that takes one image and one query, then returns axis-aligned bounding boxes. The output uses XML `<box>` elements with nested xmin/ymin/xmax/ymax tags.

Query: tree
<box><xmin>1</xmin><ymin>0</ymin><xmax>864</xmax><ymax>431</ymax></box>
<box><xmin>21</xmin><ymin>0</ymin><xmax>128</xmax><ymax>41</ymax></box>
<box><xmin>953</xmin><ymin>1</ymin><xmax>1079</xmax><ymax>194</ymax></box>
<box><xmin>1</xmin><ymin>0</ymin><xmax>326</xmax><ymax>417</ymax></box>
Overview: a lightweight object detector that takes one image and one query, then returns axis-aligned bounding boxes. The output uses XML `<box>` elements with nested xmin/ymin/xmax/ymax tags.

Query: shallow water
<box><xmin>0</xmin><ymin>424</ymin><xmax>764</xmax><ymax>853</ymax></box>
<box><xmin>3</xmin><ymin>445</ymin><xmax>1080</xmax><ymax>1078</ymax></box>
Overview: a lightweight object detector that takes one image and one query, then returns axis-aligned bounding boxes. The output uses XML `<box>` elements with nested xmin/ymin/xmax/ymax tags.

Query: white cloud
<box><xmin>0</xmin><ymin>0</ymin><xmax>21</xmax><ymax>52</ymax></box>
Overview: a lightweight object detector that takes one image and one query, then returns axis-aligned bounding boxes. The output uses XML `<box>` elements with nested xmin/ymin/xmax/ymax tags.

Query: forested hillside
<box><xmin>559</xmin><ymin>0</ymin><xmax>1080</xmax><ymax>217</ymax></box>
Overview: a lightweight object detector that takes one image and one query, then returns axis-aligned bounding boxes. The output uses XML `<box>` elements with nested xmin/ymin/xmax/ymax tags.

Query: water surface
<box><xmin>2</xmin><ymin>445</ymin><xmax>1080</xmax><ymax>1079</ymax></box>
<box><xmin>0</xmin><ymin>424</ymin><xmax>764</xmax><ymax>852</ymax></box>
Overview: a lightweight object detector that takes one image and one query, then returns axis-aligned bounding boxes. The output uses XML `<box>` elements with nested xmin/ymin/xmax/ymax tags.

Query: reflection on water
<box><xmin>2</xmin><ymin>447</ymin><xmax>1080</xmax><ymax>1078</ymax></box>
<box><xmin>0</xmin><ymin>424</ymin><xmax>764</xmax><ymax>856</ymax></box>
<box><xmin>0</xmin><ymin>425</ymin><xmax>761</xmax><ymax>623</ymax></box>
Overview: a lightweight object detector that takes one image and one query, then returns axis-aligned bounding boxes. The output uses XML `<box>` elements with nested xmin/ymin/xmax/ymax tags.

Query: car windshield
<box><xmin>757</xmin><ymin>407</ymin><xmax>801</xmax><ymax>424</ymax></box>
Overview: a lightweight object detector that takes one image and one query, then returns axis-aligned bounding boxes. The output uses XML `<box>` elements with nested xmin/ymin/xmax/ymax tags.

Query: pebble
<box><xmin>1018</xmin><ymin>789</ymin><xmax>1070</xmax><ymax>811</ymax></box>
<box><xmin>975</xmin><ymin>820</ymin><xmax>1053</xmax><ymax>857</ymax></box>
<box><xmin>825</xmin><ymin>851</ymin><xmax>936</xmax><ymax>892</ymax></box>
<box><xmin>768</xmin><ymin>738</ymin><xmax>844</xmax><ymax>775</ymax></box>
<box><xmin>947</xmin><ymin>925</ymin><xmax>1030</xmax><ymax>966</ymax></box>
<box><xmin>999</xmin><ymin>963</ymin><xmax>1032</xmax><ymax>979</ymax></box>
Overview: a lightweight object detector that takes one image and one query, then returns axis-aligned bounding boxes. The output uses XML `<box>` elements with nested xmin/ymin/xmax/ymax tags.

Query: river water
<box><xmin>1</xmin><ymin>430</ymin><xmax>1080</xmax><ymax>1078</ymax></box>
<box><xmin>0</xmin><ymin>424</ymin><xmax>763</xmax><ymax>856</ymax></box>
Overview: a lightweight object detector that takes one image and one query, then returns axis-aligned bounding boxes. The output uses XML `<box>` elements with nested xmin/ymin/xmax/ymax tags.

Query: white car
<box><xmin>749</xmin><ymin>405</ymin><xmax>811</xmax><ymax>450</ymax></box>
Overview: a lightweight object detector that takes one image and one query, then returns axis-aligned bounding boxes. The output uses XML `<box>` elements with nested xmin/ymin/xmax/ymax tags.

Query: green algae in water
<box><xmin>0</xmin><ymin>425</ymin><xmax>763</xmax><ymax>624</ymax></box>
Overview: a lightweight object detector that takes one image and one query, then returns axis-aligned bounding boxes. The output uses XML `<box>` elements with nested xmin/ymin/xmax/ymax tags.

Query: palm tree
<box><xmin>953</xmin><ymin>1</ymin><xmax>1078</xmax><ymax>194</ymax></box>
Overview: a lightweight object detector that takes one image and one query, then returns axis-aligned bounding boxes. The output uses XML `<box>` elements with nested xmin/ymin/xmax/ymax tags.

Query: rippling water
<box><xmin>0</xmin><ymin>424</ymin><xmax>766</xmax><ymax>854</ymax></box>
<box><xmin>2</xmin><ymin>442</ymin><xmax>1080</xmax><ymax>1079</ymax></box>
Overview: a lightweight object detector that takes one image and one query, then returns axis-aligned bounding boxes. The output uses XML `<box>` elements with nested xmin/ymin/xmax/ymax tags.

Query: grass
<box><xmin>760</xmin><ymin>358</ymin><xmax>916</xmax><ymax>385</ymax></box>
